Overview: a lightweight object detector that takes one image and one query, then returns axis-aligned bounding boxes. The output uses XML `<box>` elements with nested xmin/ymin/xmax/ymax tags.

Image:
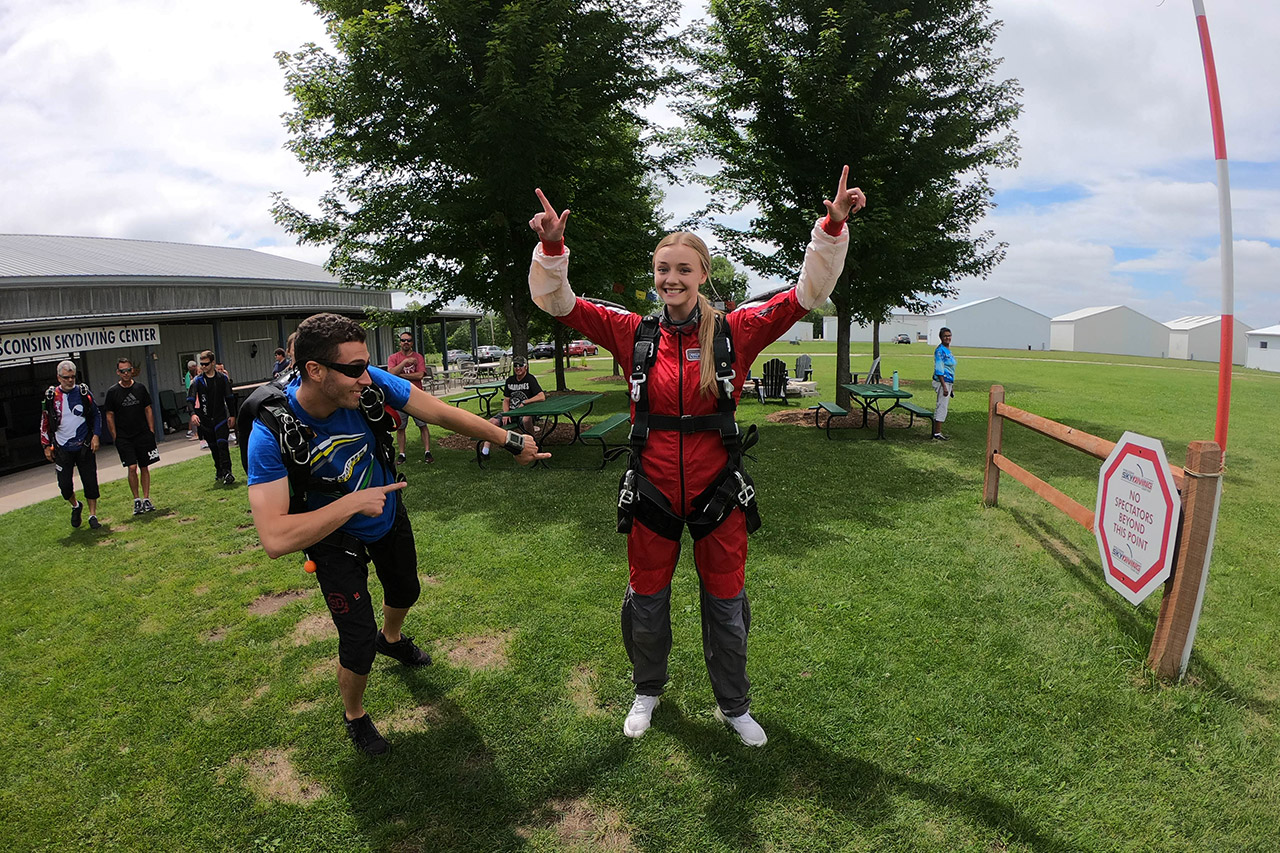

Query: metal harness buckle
<box><xmin>735</xmin><ymin>471</ymin><xmax>755</xmax><ymax>506</ymax></box>
<box><xmin>618</xmin><ymin>470</ymin><xmax>636</xmax><ymax>509</ymax></box>
<box><xmin>277</xmin><ymin>413</ymin><xmax>310</xmax><ymax>467</ymax></box>
<box><xmin>717</xmin><ymin>368</ymin><xmax>736</xmax><ymax>397</ymax></box>
<box><xmin>629</xmin><ymin>372</ymin><xmax>647</xmax><ymax>402</ymax></box>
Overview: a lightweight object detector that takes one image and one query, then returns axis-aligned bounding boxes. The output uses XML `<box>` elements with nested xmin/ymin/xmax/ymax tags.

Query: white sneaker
<box><xmin>133</xmin><ymin>498</ymin><xmax>143</xmax><ymax>515</ymax></box>
<box><xmin>714</xmin><ymin>707</ymin><xmax>768</xmax><ymax>747</ymax></box>
<box><xmin>623</xmin><ymin>694</ymin><xmax>661</xmax><ymax>738</ymax></box>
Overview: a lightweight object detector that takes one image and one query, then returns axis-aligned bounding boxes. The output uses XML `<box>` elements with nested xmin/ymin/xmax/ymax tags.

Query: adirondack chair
<box><xmin>795</xmin><ymin>353</ymin><xmax>813</xmax><ymax>381</ymax></box>
<box><xmin>760</xmin><ymin>358</ymin><xmax>790</xmax><ymax>403</ymax></box>
<box><xmin>852</xmin><ymin>356</ymin><xmax>882</xmax><ymax>385</ymax></box>
<box><xmin>158</xmin><ymin>388</ymin><xmax>189</xmax><ymax>434</ymax></box>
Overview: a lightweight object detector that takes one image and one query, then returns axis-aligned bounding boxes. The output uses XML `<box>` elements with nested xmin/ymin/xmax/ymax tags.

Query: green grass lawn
<box><xmin>3</xmin><ymin>347</ymin><xmax>1279</xmax><ymax>852</ymax></box>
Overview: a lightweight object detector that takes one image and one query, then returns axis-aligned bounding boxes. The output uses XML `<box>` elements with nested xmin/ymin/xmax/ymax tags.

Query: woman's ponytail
<box><xmin>697</xmin><ymin>292</ymin><xmax>721</xmax><ymax>397</ymax></box>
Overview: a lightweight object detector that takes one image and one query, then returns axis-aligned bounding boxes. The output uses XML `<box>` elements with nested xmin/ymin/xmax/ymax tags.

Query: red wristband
<box><xmin>820</xmin><ymin>215</ymin><xmax>845</xmax><ymax>237</ymax></box>
<box><xmin>541</xmin><ymin>239</ymin><xmax>565</xmax><ymax>256</ymax></box>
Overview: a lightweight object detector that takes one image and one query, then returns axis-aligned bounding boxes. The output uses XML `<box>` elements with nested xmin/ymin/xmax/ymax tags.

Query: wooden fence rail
<box><xmin>983</xmin><ymin>384</ymin><xmax>1221</xmax><ymax>681</ymax></box>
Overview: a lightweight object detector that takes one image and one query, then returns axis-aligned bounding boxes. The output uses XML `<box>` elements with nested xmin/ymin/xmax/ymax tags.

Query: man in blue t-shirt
<box><xmin>246</xmin><ymin>313</ymin><xmax>548</xmax><ymax>755</ymax></box>
<box><xmin>932</xmin><ymin>326</ymin><xmax>956</xmax><ymax>441</ymax></box>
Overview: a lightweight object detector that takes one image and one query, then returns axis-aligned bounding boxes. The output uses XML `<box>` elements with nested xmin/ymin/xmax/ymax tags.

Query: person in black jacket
<box><xmin>188</xmin><ymin>349</ymin><xmax>238</xmax><ymax>484</ymax></box>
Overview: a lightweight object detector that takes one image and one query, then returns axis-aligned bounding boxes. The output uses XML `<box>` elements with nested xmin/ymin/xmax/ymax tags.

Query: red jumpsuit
<box><xmin>530</xmin><ymin>219</ymin><xmax>848</xmax><ymax>715</ymax></box>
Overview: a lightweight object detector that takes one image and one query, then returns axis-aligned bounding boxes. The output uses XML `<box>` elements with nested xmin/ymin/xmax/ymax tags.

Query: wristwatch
<box><xmin>503</xmin><ymin>430</ymin><xmax>526</xmax><ymax>455</ymax></box>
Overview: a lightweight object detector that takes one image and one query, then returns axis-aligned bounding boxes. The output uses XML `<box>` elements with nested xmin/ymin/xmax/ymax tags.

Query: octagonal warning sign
<box><xmin>1095</xmin><ymin>432</ymin><xmax>1182</xmax><ymax>606</ymax></box>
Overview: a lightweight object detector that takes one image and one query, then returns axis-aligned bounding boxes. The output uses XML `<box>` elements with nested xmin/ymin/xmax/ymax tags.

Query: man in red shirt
<box><xmin>387</xmin><ymin>332</ymin><xmax>434</xmax><ymax>464</ymax></box>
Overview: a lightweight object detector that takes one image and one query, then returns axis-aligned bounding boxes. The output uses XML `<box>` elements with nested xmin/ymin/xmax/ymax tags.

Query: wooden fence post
<box><xmin>983</xmin><ymin>385</ymin><xmax>1005</xmax><ymax>506</ymax></box>
<box><xmin>1147</xmin><ymin>440</ymin><xmax>1223</xmax><ymax>681</ymax></box>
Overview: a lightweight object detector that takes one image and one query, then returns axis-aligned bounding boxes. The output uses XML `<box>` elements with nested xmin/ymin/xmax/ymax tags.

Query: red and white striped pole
<box><xmin>1192</xmin><ymin>0</ymin><xmax>1233</xmax><ymax>454</ymax></box>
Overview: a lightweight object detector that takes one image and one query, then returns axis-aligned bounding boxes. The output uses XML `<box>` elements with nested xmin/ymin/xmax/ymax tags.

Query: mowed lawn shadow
<box><xmin>656</xmin><ymin>704</ymin><xmax>1084</xmax><ymax>852</ymax></box>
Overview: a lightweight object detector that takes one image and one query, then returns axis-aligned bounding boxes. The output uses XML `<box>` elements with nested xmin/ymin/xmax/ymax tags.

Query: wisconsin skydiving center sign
<box><xmin>1</xmin><ymin>324</ymin><xmax>161</xmax><ymax>362</ymax></box>
<box><xmin>1094</xmin><ymin>431</ymin><xmax>1182</xmax><ymax>606</ymax></box>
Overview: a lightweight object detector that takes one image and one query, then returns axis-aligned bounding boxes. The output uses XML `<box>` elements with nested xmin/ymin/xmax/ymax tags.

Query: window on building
<box><xmin>1261</xmin><ymin>341</ymin><xmax>1268</xmax><ymax>349</ymax></box>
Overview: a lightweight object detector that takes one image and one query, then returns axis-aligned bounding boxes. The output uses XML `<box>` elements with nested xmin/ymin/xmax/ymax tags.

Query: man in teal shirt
<box><xmin>932</xmin><ymin>327</ymin><xmax>955</xmax><ymax>441</ymax></box>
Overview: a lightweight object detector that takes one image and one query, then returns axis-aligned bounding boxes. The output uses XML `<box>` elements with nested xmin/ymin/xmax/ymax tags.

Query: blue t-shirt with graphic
<box><xmin>247</xmin><ymin>367</ymin><xmax>412</xmax><ymax>542</ymax></box>
<box><xmin>934</xmin><ymin>344</ymin><xmax>956</xmax><ymax>384</ymax></box>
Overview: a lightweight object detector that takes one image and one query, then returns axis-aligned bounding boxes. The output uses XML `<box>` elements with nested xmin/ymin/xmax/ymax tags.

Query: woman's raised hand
<box><xmin>823</xmin><ymin>165</ymin><xmax>867</xmax><ymax>223</ymax></box>
<box><xmin>530</xmin><ymin>189</ymin><xmax>570</xmax><ymax>243</ymax></box>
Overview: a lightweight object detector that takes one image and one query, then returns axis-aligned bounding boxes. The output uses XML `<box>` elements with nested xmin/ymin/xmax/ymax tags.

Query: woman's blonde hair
<box><xmin>653</xmin><ymin>232</ymin><xmax>721</xmax><ymax>397</ymax></box>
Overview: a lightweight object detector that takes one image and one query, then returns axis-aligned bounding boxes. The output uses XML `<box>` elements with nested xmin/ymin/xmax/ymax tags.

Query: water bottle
<box><xmin>892</xmin><ymin>370</ymin><xmax>899</xmax><ymax>391</ymax></box>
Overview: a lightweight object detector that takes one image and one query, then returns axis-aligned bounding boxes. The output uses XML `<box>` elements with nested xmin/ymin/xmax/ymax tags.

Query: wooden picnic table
<box><xmin>841</xmin><ymin>383</ymin><xmax>913</xmax><ymax>440</ymax></box>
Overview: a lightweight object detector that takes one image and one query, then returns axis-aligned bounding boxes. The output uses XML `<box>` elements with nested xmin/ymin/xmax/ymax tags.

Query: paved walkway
<box><xmin>0</xmin><ymin>435</ymin><xmax>217</xmax><ymax>515</ymax></box>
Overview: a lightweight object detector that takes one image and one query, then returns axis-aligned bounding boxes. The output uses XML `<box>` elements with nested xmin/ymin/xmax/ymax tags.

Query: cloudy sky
<box><xmin>2</xmin><ymin>0</ymin><xmax>1276</xmax><ymax>326</ymax></box>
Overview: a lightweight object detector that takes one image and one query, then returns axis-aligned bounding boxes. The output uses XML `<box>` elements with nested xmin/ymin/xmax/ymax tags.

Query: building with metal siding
<box><xmin>1050</xmin><ymin>305</ymin><xmax>1170</xmax><ymax>359</ymax></box>
<box><xmin>1165</xmin><ymin>315</ymin><xmax>1250</xmax><ymax>365</ymax></box>
<box><xmin>0</xmin><ymin>234</ymin><xmax>402</xmax><ymax>474</ymax></box>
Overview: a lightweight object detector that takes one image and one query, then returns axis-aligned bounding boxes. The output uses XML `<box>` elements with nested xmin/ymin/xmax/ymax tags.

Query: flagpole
<box><xmin>1192</xmin><ymin>0</ymin><xmax>1234</xmax><ymax>455</ymax></box>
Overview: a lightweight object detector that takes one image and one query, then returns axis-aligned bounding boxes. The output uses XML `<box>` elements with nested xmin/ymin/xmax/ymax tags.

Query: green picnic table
<box><xmin>476</xmin><ymin>393</ymin><xmax>605</xmax><ymax>469</ymax></box>
<box><xmin>453</xmin><ymin>380</ymin><xmax>505</xmax><ymax>417</ymax></box>
<box><xmin>841</xmin><ymin>383</ymin><xmax>913</xmax><ymax>440</ymax></box>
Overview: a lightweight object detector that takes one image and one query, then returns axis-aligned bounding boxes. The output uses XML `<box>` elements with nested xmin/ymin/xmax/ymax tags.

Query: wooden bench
<box><xmin>898</xmin><ymin>400</ymin><xmax>935</xmax><ymax>431</ymax></box>
<box><xmin>578</xmin><ymin>412</ymin><xmax>632</xmax><ymax>469</ymax></box>
<box><xmin>809</xmin><ymin>401</ymin><xmax>849</xmax><ymax>440</ymax></box>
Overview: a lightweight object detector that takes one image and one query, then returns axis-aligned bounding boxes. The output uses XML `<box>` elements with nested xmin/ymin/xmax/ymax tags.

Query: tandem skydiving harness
<box><xmin>616</xmin><ymin>312</ymin><xmax>761</xmax><ymax>541</ymax></box>
<box><xmin>236</xmin><ymin>374</ymin><xmax>402</xmax><ymax>514</ymax></box>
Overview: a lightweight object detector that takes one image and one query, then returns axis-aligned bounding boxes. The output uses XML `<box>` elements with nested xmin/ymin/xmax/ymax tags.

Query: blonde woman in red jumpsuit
<box><xmin>529</xmin><ymin>168</ymin><xmax>866</xmax><ymax>746</ymax></box>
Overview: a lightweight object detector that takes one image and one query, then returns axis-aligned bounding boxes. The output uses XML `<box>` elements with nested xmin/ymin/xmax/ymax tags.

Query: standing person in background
<box><xmin>527</xmin><ymin>167</ymin><xmax>865</xmax><ymax>747</ymax></box>
<box><xmin>272</xmin><ymin>347</ymin><xmax>291</xmax><ymax>377</ymax></box>
<box><xmin>932</xmin><ymin>327</ymin><xmax>955</xmax><ymax>441</ymax></box>
<box><xmin>386</xmin><ymin>332</ymin><xmax>434</xmax><ymax>465</ymax></box>
<box><xmin>40</xmin><ymin>360</ymin><xmax>103</xmax><ymax>530</ymax></box>
<box><xmin>189</xmin><ymin>350</ymin><xmax>238</xmax><ymax>484</ymax></box>
<box><xmin>183</xmin><ymin>360</ymin><xmax>199</xmax><ymax>438</ymax></box>
<box><xmin>103</xmin><ymin>356</ymin><xmax>160</xmax><ymax>515</ymax></box>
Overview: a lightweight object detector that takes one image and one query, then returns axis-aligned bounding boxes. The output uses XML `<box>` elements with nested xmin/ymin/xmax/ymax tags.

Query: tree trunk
<box><xmin>872</xmin><ymin>319</ymin><xmax>881</xmax><ymax>363</ymax></box>
<box><xmin>553</xmin><ymin>323</ymin><xmax>568</xmax><ymax>391</ymax></box>
<box><xmin>501</xmin><ymin>293</ymin><xmax>531</xmax><ymax>360</ymax></box>
<box><xmin>832</xmin><ymin>286</ymin><xmax>853</xmax><ymax>409</ymax></box>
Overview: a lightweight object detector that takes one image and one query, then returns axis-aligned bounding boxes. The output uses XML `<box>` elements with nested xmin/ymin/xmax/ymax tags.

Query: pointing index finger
<box><xmin>535</xmin><ymin>188</ymin><xmax>556</xmax><ymax>217</ymax></box>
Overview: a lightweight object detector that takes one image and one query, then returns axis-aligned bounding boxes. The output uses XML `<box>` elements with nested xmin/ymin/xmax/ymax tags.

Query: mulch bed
<box><xmin>765</xmin><ymin>405</ymin><xmax>922</xmax><ymax>432</ymax></box>
<box><xmin>434</xmin><ymin>421</ymin><xmax>583</xmax><ymax>452</ymax></box>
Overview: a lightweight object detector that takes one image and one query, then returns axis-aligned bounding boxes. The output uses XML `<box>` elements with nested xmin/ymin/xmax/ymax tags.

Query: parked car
<box><xmin>894</xmin><ymin>334</ymin><xmax>912</xmax><ymax>344</ymax></box>
<box><xmin>530</xmin><ymin>341</ymin><xmax>556</xmax><ymax>359</ymax></box>
<box><xmin>566</xmin><ymin>339</ymin><xmax>598</xmax><ymax>356</ymax></box>
<box><xmin>445</xmin><ymin>349</ymin><xmax>471</xmax><ymax>364</ymax></box>
<box><xmin>475</xmin><ymin>344</ymin><xmax>506</xmax><ymax>361</ymax></box>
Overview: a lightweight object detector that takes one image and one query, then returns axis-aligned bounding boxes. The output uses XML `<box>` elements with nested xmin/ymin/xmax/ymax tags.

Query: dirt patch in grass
<box><xmin>292</xmin><ymin>612</ymin><xmax>337</xmax><ymax>646</ymax></box>
<box><xmin>421</xmin><ymin>574</ymin><xmax>442</xmax><ymax>586</ymax></box>
<box><xmin>137</xmin><ymin>616</ymin><xmax>164</xmax><ymax>635</ymax></box>
<box><xmin>243</xmin><ymin>684</ymin><xmax>270</xmax><ymax>706</ymax></box>
<box><xmin>567</xmin><ymin>665</ymin><xmax>606</xmax><ymax>717</ymax></box>
<box><xmin>289</xmin><ymin>698</ymin><xmax>322</xmax><ymax>714</ymax></box>
<box><xmin>248</xmin><ymin>589</ymin><xmax>311</xmax><ymax>616</ymax></box>
<box><xmin>443</xmin><ymin>630</ymin><xmax>512</xmax><ymax>670</ymax></box>
<box><xmin>589</xmin><ymin>375</ymin><xmax>626</xmax><ymax>384</ymax></box>
<box><xmin>221</xmin><ymin>747</ymin><xmax>326</xmax><ymax>805</ymax></box>
<box><xmin>383</xmin><ymin>703</ymin><xmax>443</xmax><ymax>733</ymax></box>
<box><xmin>232</xmin><ymin>563</ymin><xmax>256</xmax><ymax>575</ymax></box>
<box><xmin>178</xmin><ymin>517</ymin><xmax>198</xmax><ymax>524</ymax></box>
<box><xmin>766</xmin><ymin>407</ymin><xmax>867</xmax><ymax>430</ymax></box>
<box><xmin>192</xmin><ymin>584</ymin><xmax>211</xmax><ymax>596</ymax></box>
<box><xmin>303</xmin><ymin>656</ymin><xmax>339</xmax><ymax>684</ymax></box>
<box><xmin>204</xmin><ymin>626</ymin><xmax>228</xmax><ymax>643</ymax></box>
<box><xmin>520</xmin><ymin>797</ymin><xmax>636</xmax><ymax>851</ymax></box>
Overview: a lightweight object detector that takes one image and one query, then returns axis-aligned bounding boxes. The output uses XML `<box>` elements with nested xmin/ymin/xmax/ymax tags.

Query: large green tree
<box><xmin>272</xmin><ymin>0</ymin><xmax>677</xmax><ymax>362</ymax></box>
<box><xmin>679</xmin><ymin>0</ymin><xmax>1021</xmax><ymax>404</ymax></box>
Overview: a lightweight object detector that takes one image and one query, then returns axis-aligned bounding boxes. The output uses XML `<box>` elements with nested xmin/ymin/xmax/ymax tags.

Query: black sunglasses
<box><xmin>199</xmin><ymin>360</ymin><xmax>212</xmax><ymax>366</ymax></box>
<box><xmin>316</xmin><ymin>359</ymin><xmax>370</xmax><ymax>378</ymax></box>
<box><xmin>399</xmin><ymin>338</ymin><xmax>413</xmax><ymax>343</ymax></box>
<box><xmin>116</xmin><ymin>368</ymin><xmax>131</xmax><ymax>374</ymax></box>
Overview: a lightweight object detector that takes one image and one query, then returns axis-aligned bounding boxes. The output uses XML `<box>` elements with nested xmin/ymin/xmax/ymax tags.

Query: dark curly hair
<box><xmin>294</xmin><ymin>313</ymin><xmax>366</xmax><ymax>379</ymax></box>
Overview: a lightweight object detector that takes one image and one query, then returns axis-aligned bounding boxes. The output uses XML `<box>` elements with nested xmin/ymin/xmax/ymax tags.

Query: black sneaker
<box><xmin>932</xmin><ymin>433</ymin><xmax>950</xmax><ymax>441</ymax></box>
<box><xmin>344</xmin><ymin>713</ymin><xmax>389</xmax><ymax>755</ymax></box>
<box><xmin>395</xmin><ymin>452</ymin><xmax>407</xmax><ymax>465</ymax></box>
<box><xmin>424</xmin><ymin>451</ymin><xmax>434</xmax><ymax>464</ymax></box>
<box><xmin>71</xmin><ymin>501</ymin><xmax>83</xmax><ymax>528</ymax></box>
<box><xmin>222</xmin><ymin>472</ymin><xmax>236</xmax><ymax>485</ymax></box>
<box><xmin>88</xmin><ymin>515</ymin><xmax>101</xmax><ymax>530</ymax></box>
<box><xmin>376</xmin><ymin>631</ymin><xmax>432</xmax><ymax>667</ymax></box>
